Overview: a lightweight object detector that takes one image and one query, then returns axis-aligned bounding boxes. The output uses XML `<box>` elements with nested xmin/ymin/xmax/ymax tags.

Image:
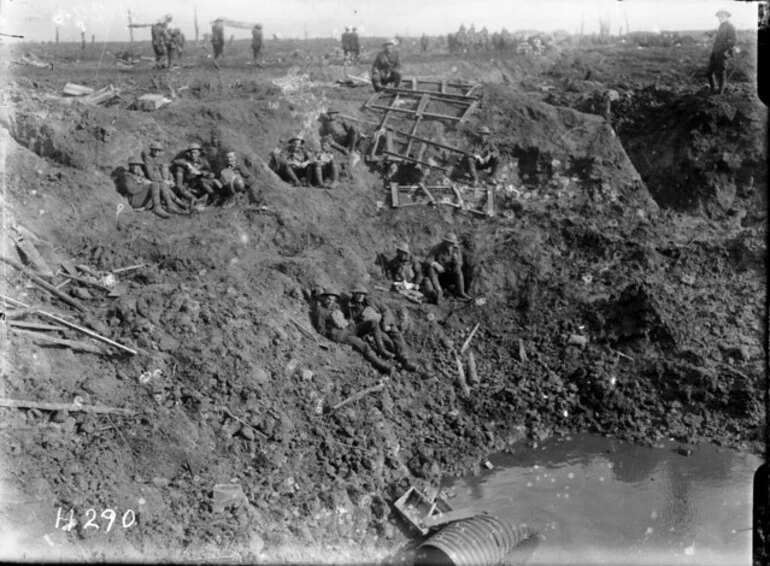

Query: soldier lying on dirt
<box><xmin>464</xmin><ymin>126</ymin><xmax>500</xmax><ymax>186</ymax></box>
<box><xmin>171</xmin><ymin>142</ymin><xmax>220</xmax><ymax>205</ymax></box>
<box><xmin>310</xmin><ymin>137</ymin><xmax>340</xmax><ymax>189</ymax></box>
<box><xmin>271</xmin><ymin>135</ymin><xmax>313</xmax><ymax>187</ymax></box>
<box><xmin>422</xmin><ymin>232</ymin><xmax>471</xmax><ymax>304</ymax></box>
<box><xmin>217</xmin><ymin>151</ymin><xmax>260</xmax><ymax>206</ymax></box>
<box><xmin>117</xmin><ymin>156</ymin><xmax>182</xmax><ymax>219</ymax></box>
<box><xmin>311</xmin><ymin>289</ymin><xmax>393</xmax><ymax>374</ymax></box>
<box><xmin>348</xmin><ymin>285</ymin><xmax>417</xmax><ymax>372</ymax></box>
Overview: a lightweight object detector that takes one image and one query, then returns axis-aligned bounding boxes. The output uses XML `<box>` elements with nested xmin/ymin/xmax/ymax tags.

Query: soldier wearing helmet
<box><xmin>211</xmin><ymin>18</ymin><xmax>226</xmax><ymax>61</ymax></box>
<box><xmin>422</xmin><ymin>233</ymin><xmax>471</xmax><ymax>304</ymax></box>
<box><xmin>216</xmin><ymin>151</ymin><xmax>259</xmax><ymax>206</ymax></box>
<box><xmin>151</xmin><ymin>17</ymin><xmax>172</xmax><ymax>68</ymax></box>
<box><xmin>251</xmin><ymin>23</ymin><xmax>264</xmax><ymax>63</ymax></box>
<box><xmin>272</xmin><ymin>135</ymin><xmax>313</xmax><ymax>186</ymax></box>
<box><xmin>166</xmin><ymin>24</ymin><xmax>185</xmax><ymax>68</ymax></box>
<box><xmin>310</xmin><ymin>136</ymin><xmax>340</xmax><ymax>189</ymax></box>
<box><xmin>465</xmin><ymin>125</ymin><xmax>500</xmax><ymax>186</ymax></box>
<box><xmin>312</xmin><ymin>287</ymin><xmax>393</xmax><ymax>374</ymax></box>
<box><xmin>142</xmin><ymin>142</ymin><xmax>181</xmax><ymax>203</ymax></box>
<box><xmin>348</xmin><ymin>285</ymin><xmax>418</xmax><ymax>372</ymax></box>
<box><xmin>117</xmin><ymin>154</ymin><xmax>185</xmax><ymax>218</ymax></box>
<box><xmin>707</xmin><ymin>9</ymin><xmax>737</xmax><ymax>94</ymax></box>
<box><xmin>385</xmin><ymin>241</ymin><xmax>422</xmax><ymax>289</ymax></box>
<box><xmin>341</xmin><ymin>27</ymin><xmax>352</xmax><ymax>62</ymax></box>
<box><xmin>319</xmin><ymin>109</ymin><xmax>361</xmax><ymax>156</ymax></box>
<box><xmin>371</xmin><ymin>39</ymin><xmax>401</xmax><ymax>92</ymax></box>
<box><xmin>350</xmin><ymin>27</ymin><xmax>361</xmax><ymax>61</ymax></box>
<box><xmin>171</xmin><ymin>142</ymin><xmax>220</xmax><ymax>205</ymax></box>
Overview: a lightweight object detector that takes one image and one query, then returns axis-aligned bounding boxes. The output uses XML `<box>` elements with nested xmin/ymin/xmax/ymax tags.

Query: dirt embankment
<box><xmin>0</xmin><ymin>39</ymin><xmax>764</xmax><ymax>562</ymax></box>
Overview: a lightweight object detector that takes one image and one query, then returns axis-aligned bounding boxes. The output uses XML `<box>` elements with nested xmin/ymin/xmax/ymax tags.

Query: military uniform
<box><xmin>707</xmin><ymin>11</ymin><xmax>737</xmax><ymax>94</ymax></box>
<box><xmin>385</xmin><ymin>251</ymin><xmax>422</xmax><ymax>286</ymax></box>
<box><xmin>350</xmin><ymin>28</ymin><xmax>360</xmax><ymax>59</ymax></box>
<box><xmin>465</xmin><ymin>127</ymin><xmax>500</xmax><ymax>185</ymax></box>
<box><xmin>347</xmin><ymin>289</ymin><xmax>417</xmax><ymax>371</ymax></box>
<box><xmin>117</xmin><ymin>158</ymin><xmax>171</xmax><ymax>218</ymax></box>
<box><xmin>420</xmin><ymin>34</ymin><xmax>429</xmax><ymax>53</ymax></box>
<box><xmin>422</xmin><ymin>235</ymin><xmax>470</xmax><ymax>304</ymax></box>
<box><xmin>251</xmin><ymin>25</ymin><xmax>264</xmax><ymax>61</ymax></box>
<box><xmin>171</xmin><ymin>146</ymin><xmax>219</xmax><ymax>201</ymax></box>
<box><xmin>151</xmin><ymin>22</ymin><xmax>170</xmax><ymax>68</ymax></box>
<box><xmin>166</xmin><ymin>27</ymin><xmax>184</xmax><ymax>66</ymax></box>
<box><xmin>341</xmin><ymin>28</ymin><xmax>351</xmax><ymax>60</ymax></box>
<box><xmin>142</xmin><ymin>144</ymin><xmax>187</xmax><ymax>214</ymax></box>
<box><xmin>371</xmin><ymin>41</ymin><xmax>402</xmax><ymax>92</ymax></box>
<box><xmin>312</xmin><ymin>293</ymin><xmax>392</xmax><ymax>373</ymax></box>
<box><xmin>311</xmin><ymin>138</ymin><xmax>340</xmax><ymax>188</ymax></box>
<box><xmin>319</xmin><ymin>111</ymin><xmax>360</xmax><ymax>154</ymax></box>
<box><xmin>212</xmin><ymin>20</ymin><xmax>225</xmax><ymax>60</ymax></box>
<box><xmin>218</xmin><ymin>153</ymin><xmax>259</xmax><ymax>204</ymax></box>
<box><xmin>275</xmin><ymin>138</ymin><xmax>313</xmax><ymax>186</ymax></box>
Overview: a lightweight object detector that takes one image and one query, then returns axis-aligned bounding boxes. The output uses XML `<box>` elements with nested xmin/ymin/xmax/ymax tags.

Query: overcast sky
<box><xmin>0</xmin><ymin>0</ymin><xmax>760</xmax><ymax>43</ymax></box>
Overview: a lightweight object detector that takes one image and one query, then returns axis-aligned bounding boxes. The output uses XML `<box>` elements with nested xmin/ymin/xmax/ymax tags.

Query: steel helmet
<box><xmin>395</xmin><ymin>241</ymin><xmax>410</xmax><ymax>254</ymax></box>
<box><xmin>351</xmin><ymin>284</ymin><xmax>369</xmax><ymax>295</ymax></box>
<box><xmin>149</xmin><ymin>141</ymin><xmax>163</xmax><ymax>151</ymax></box>
<box><xmin>321</xmin><ymin>288</ymin><xmax>340</xmax><ymax>298</ymax></box>
<box><xmin>164</xmin><ymin>13</ymin><xmax>173</xmax><ymax>21</ymax></box>
<box><xmin>383</xmin><ymin>39</ymin><xmax>395</xmax><ymax>46</ymax></box>
<box><xmin>188</xmin><ymin>142</ymin><xmax>202</xmax><ymax>151</ymax></box>
<box><xmin>128</xmin><ymin>155</ymin><xmax>144</xmax><ymax>166</ymax></box>
<box><xmin>289</xmin><ymin>134</ymin><xmax>305</xmax><ymax>144</ymax></box>
<box><xmin>443</xmin><ymin>232</ymin><xmax>460</xmax><ymax>245</ymax></box>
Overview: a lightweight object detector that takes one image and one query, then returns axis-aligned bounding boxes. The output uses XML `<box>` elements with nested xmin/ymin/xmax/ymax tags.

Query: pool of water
<box><xmin>442</xmin><ymin>434</ymin><xmax>760</xmax><ymax>565</ymax></box>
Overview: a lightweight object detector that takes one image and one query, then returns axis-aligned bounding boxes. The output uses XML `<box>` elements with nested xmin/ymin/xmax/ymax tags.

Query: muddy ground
<box><xmin>0</xmin><ymin>32</ymin><xmax>765</xmax><ymax>562</ymax></box>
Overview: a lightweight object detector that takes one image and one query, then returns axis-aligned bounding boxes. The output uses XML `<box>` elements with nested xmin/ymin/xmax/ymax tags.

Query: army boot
<box><xmin>717</xmin><ymin>72</ymin><xmax>726</xmax><ymax>95</ymax></box>
<box><xmin>708</xmin><ymin>74</ymin><xmax>716</xmax><ymax>94</ymax></box>
<box><xmin>362</xmin><ymin>345</ymin><xmax>393</xmax><ymax>375</ymax></box>
<box><xmin>373</xmin><ymin>328</ymin><xmax>394</xmax><ymax>359</ymax></box>
<box><xmin>327</xmin><ymin>162</ymin><xmax>340</xmax><ymax>189</ymax></box>
<box><xmin>150</xmin><ymin>185</ymin><xmax>170</xmax><ymax>218</ymax></box>
<box><xmin>456</xmin><ymin>272</ymin><xmax>472</xmax><ymax>301</ymax></box>
<box><xmin>467</xmin><ymin>158</ymin><xmax>480</xmax><ymax>187</ymax></box>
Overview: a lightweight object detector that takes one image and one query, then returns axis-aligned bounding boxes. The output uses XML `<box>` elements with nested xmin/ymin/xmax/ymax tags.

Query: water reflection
<box><xmin>443</xmin><ymin>434</ymin><xmax>758</xmax><ymax>565</ymax></box>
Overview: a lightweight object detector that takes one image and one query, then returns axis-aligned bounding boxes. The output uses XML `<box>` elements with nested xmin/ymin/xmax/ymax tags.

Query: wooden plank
<box><xmin>364</xmin><ymin>91</ymin><xmax>381</xmax><ymax>108</ymax></box>
<box><xmin>390</xmin><ymin>183</ymin><xmax>400</xmax><ymax>207</ymax></box>
<box><xmin>381</xmin><ymin>150</ymin><xmax>452</xmax><ymax>173</ymax></box>
<box><xmin>423</xmin><ymin>508</ymin><xmax>481</xmax><ymax>529</ymax></box>
<box><xmin>385</xmin><ymin>127</ymin><xmax>472</xmax><ymax>156</ymax></box>
<box><xmin>404</xmin><ymin>115</ymin><xmax>423</xmax><ymax>156</ymax></box>
<box><xmin>459</xmin><ymin>100</ymin><xmax>479</xmax><ymax>123</ymax></box>
<box><xmin>486</xmin><ymin>184</ymin><xmax>495</xmax><ymax>216</ymax></box>
<box><xmin>382</xmin><ymin>87</ymin><xmax>476</xmax><ymax>103</ymax></box>
<box><xmin>440</xmin><ymin>80</ymin><xmax>447</xmax><ymax>94</ymax></box>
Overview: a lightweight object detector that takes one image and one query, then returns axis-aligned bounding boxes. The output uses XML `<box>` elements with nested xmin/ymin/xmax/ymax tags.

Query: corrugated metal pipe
<box><xmin>414</xmin><ymin>514</ymin><xmax>536</xmax><ymax>566</ymax></box>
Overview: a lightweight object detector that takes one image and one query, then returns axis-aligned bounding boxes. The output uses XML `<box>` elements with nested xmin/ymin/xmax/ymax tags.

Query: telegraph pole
<box><xmin>128</xmin><ymin>9</ymin><xmax>134</xmax><ymax>43</ymax></box>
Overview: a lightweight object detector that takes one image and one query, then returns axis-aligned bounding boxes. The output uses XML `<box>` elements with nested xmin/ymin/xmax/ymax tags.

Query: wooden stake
<box><xmin>460</xmin><ymin>323</ymin><xmax>480</xmax><ymax>355</ymax></box>
<box><xmin>0</xmin><ymin>398</ymin><xmax>135</xmax><ymax>416</ymax></box>
<box><xmin>0</xmin><ymin>294</ymin><xmax>137</xmax><ymax>355</ymax></box>
<box><xmin>11</xmin><ymin>328</ymin><xmax>106</xmax><ymax>355</ymax></box>
<box><xmin>128</xmin><ymin>9</ymin><xmax>134</xmax><ymax>43</ymax></box>
<box><xmin>0</xmin><ymin>256</ymin><xmax>86</xmax><ymax>313</ymax></box>
<box><xmin>455</xmin><ymin>356</ymin><xmax>470</xmax><ymax>395</ymax></box>
<box><xmin>467</xmin><ymin>351</ymin><xmax>478</xmax><ymax>384</ymax></box>
<box><xmin>332</xmin><ymin>382</ymin><xmax>386</xmax><ymax>411</ymax></box>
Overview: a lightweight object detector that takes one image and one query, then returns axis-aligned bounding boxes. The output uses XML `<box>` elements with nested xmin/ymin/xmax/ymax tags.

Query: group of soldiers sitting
<box><xmin>116</xmin><ymin>141</ymin><xmax>258</xmax><ymax>218</ymax></box>
<box><xmin>311</xmin><ymin>233</ymin><xmax>473</xmax><ymax>374</ymax></box>
<box><xmin>151</xmin><ymin>14</ymin><xmax>185</xmax><ymax>69</ymax></box>
<box><xmin>269</xmin><ymin>109</ymin><xmax>362</xmax><ymax>188</ymax></box>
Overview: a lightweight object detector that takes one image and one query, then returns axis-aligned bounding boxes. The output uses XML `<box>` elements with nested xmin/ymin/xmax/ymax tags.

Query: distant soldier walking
<box><xmin>211</xmin><ymin>18</ymin><xmax>226</xmax><ymax>62</ymax></box>
<box><xmin>251</xmin><ymin>23</ymin><xmax>264</xmax><ymax>63</ymax></box>
<box><xmin>151</xmin><ymin>14</ymin><xmax>173</xmax><ymax>68</ymax></box>
<box><xmin>371</xmin><ymin>39</ymin><xmax>401</xmax><ymax>92</ymax></box>
<box><xmin>350</xmin><ymin>27</ymin><xmax>361</xmax><ymax>61</ymax></box>
<box><xmin>420</xmin><ymin>33</ymin><xmax>429</xmax><ymax>53</ymax></box>
<box><xmin>707</xmin><ymin>9</ymin><xmax>737</xmax><ymax>95</ymax></box>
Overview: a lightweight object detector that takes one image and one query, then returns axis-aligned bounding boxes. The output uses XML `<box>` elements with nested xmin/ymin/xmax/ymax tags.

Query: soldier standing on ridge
<box><xmin>707</xmin><ymin>9</ymin><xmax>737</xmax><ymax>95</ymax></box>
<box><xmin>420</xmin><ymin>33</ymin><xmax>429</xmax><ymax>53</ymax></box>
<box><xmin>151</xmin><ymin>14</ymin><xmax>173</xmax><ymax>68</ymax></box>
<box><xmin>371</xmin><ymin>39</ymin><xmax>402</xmax><ymax>92</ymax></box>
<box><xmin>211</xmin><ymin>18</ymin><xmax>226</xmax><ymax>62</ymax></box>
<box><xmin>251</xmin><ymin>23</ymin><xmax>264</xmax><ymax>63</ymax></box>
<box><xmin>350</xmin><ymin>27</ymin><xmax>361</xmax><ymax>61</ymax></box>
<box><xmin>342</xmin><ymin>26</ymin><xmax>352</xmax><ymax>62</ymax></box>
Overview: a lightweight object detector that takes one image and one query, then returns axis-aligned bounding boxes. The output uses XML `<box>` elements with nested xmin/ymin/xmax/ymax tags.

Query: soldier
<box><xmin>420</xmin><ymin>33</ymin><xmax>429</xmax><ymax>53</ymax></box>
<box><xmin>251</xmin><ymin>23</ymin><xmax>264</xmax><ymax>63</ymax></box>
<box><xmin>151</xmin><ymin>14</ymin><xmax>172</xmax><ymax>68</ymax></box>
<box><xmin>422</xmin><ymin>233</ymin><xmax>471</xmax><ymax>304</ymax></box>
<box><xmin>274</xmin><ymin>135</ymin><xmax>313</xmax><ymax>186</ymax></box>
<box><xmin>217</xmin><ymin>151</ymin><xmax>259</xmax><ymax>205</ymax></box>
<box><xmin>312</xmin><ymin>289</ymin><xmax>393</xmax><ymax>374</ymax></box>
<box><xmin>166</xmin><ymin>25</ymin><xmax>185</xmax><ymax>67</ymax></box>
<box><xmin>211</xmin><ymin>18</ymin><xmax>226</xmax><ymax>61</ymax></box>
<box><xmin>350</xmin><ymin>27</ymin><xmax>361</xmax><ymax>61</ymax></box>
<box><xmin>385</xmin><ymin>241</ymin><xmax>422</xmax><ymax>288</ymax></box>
<box><xmin>171</xmin><ymin>142</ymin><xmax>220</xmax><ymax>204</ymax></box>
<box><xmin>319</xmin><ymin>109</ymin><xmax>361</xmax><ymax>155</ymax></box>
<box><xmin>348</xmin><ymin>285</ymin><xmax>417</xmax><ymax>372</ymax></box>
<box><xmin>707</xmin><ymin>9</ymin><xmax>737</xmax><ymax>95</ymax></box>
<box><xmin>371</xmin><ymin>39</ymin><xmax>401</xmax><ymax>92</ymax></box>
<box><xmin>341</xmin><ymin>26</ymin><xmax>351</xmax><ymax>62</ymax></box>
<box><xmin>117</xmin><ymin>156</ymin><xmax>173</xmax><ymax>218</ymax></box>
<box><xmin>141</xmin><ymin>143</ymin><xmax>188</xmax><ymax>214</ymax></box>
<box><xmin>311</xmin><ymin>136</ymin><xmax>340</xmax><ymax>189</ymax></box>
<box><xmin>465</xmin><ymin>126</ymin><xmax>500</xmax><ymax>186</ymax></box>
